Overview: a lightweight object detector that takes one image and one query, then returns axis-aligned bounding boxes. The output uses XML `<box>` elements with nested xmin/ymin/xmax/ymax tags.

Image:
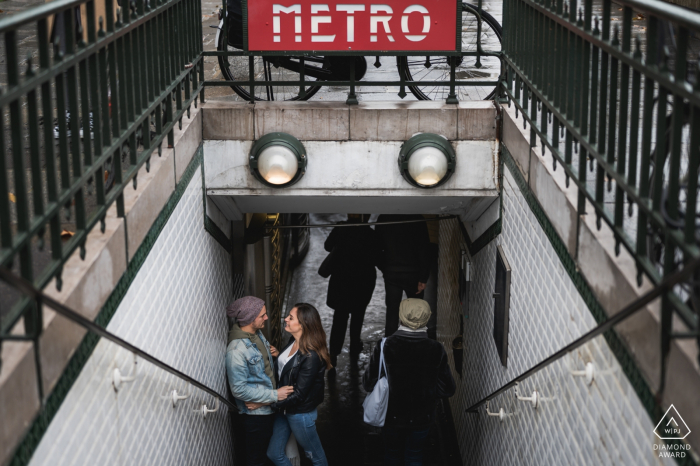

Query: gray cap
<box><xmin>399</xmin><ymin>298</ymin><xmax>431</xmax><ymax>330</ymax></box>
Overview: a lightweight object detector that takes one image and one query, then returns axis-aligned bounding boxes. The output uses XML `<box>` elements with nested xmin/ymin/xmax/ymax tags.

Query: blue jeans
<box><xmin>267</xmin><ymin>410</ymin><xmax>329</xmax><ymax>466</ymax></box>
<box><xmin>383</xmin><ymin>425</ymin><xmax>431</xmax><ymax>466</ymax></box>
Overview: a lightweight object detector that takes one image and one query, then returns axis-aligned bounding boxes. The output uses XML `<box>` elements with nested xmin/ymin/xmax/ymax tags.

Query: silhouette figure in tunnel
<box><xmin>323</xmin><ymin>214</ymin><xmax>380</xmax><ymax>367</ymax></box>
<box><xmin>375</xmin><ymin>214</ymin><xmax>432</xmax><ymax>337</ymax></box>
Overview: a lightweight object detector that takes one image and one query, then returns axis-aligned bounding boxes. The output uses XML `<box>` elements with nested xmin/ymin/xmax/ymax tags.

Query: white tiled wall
<box><xmin>30</xmin><ymin>167</ymin><xmax>235</xmax><ymax>466</ymax></box>
<box><xmin>437</xmin><ymin>165</ymin><xmax>673</xmax><ymax>466</ymax></box>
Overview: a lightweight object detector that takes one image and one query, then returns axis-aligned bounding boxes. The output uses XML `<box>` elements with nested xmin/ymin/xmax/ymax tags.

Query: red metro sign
<box><xmin>246</xmin><ymin>0</ymin><xmax>458</xmax><ymax>52</ymax></box>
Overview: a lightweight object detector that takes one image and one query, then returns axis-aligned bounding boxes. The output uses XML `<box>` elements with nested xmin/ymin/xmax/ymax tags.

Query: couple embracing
<box><xmin>226</xmin><ymin>296</ymin><xmax>331</xmax><ymax>466</ymax></box>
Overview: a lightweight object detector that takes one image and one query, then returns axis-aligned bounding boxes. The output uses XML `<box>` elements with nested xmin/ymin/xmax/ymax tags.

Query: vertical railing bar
<box><xmin>613</xmin><ymin>11</ymin><xmax>631</xmax><ymax>254</ymax></box>
<box><xmin>636</xmin><ymin>16</ymin><xmax>658</xmax><ymax>265</ymax></box>
<box><xmin>606</xmin><ymin>27</ymin><xmax>619</xmax><ymax>202</ymax></box>
<box><xmin>99</xmin><ymin>19</ymin><xmax>111</xmax><ymax>150</ymax></box>
<box><xmin>666</xmin><ymin>28</ymin><xmax>689</xmax><ymax>222</ymax></box>
<box><xmin>299</xmin><ymin>56</ymin><xmax>306</xmax><ymax>100</ymax></box>
<box><xmin>0</xmin><ymin>91</ymin><xmax>11</xmax><ymax>253</ymax></box>
<box><xmin>124</xmin><ymin>15</ymin><xmax>136</xmax><ymax>126</ymax></box>
<box><xmin>685</xmin><ymin>97</ymin><xmax>700</xmax><ymax>247</ymax></box>
<box><xmin>87</xmin><ymin>1</ymin><xmax>103</xmax><ymax>159</ymax></box>
<box><xmin>249</xmin><ymin>55</ymin><xmax>255</xmax><ymax>103</ymax></box>
<box><xmin>346</xmin><ymin>56</ymin><xmax>358</xmax><ymax>105</ymax></box>
<box><xmin>136</xmin><ymin>24</ymin><xmax>147</xmax><ymax>116</ymax></box>
<box><xmin>7</xmin><ymin>30</ymin><xmax>37</xmax><ymax>338</ymax></box>
<box><xmin>38</xmin><ymin>18</ymin><xmax>63</xmax><ymax>271</ymax></box>
<box><xmin>589</xmin><ymin>20</ymin><xmax>599</xmax><ymax>147</ymax></box>
<box><xmin>627</xmin><ymin>38</ymin><xmax>642</xmax><ymax>214</ymax></box>
<box><xmin>65</xmin><ymin>11</ymin><xmax>88</xmax><ymax>254</ymax></box>
<box><xmin>27</xmin><ymin>60</ymin><xmax>45</xmax><ymax>235</ymax></box>
<box><xmin>653</xmin><ymin>84</ymin><xmax>669</xmax><ymax>212</ymax></box>
<box><xmin>79</xmin><ymin>41</ymin><xmax>94</xmax><ymax>173</ymax></box>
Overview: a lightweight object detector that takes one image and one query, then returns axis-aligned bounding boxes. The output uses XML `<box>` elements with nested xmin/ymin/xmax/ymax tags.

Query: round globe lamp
<box><xmin>249</xmin><ymin>133</ymin><xmax>307</xmax><ymax>188</ymax></box>
<box><xmin>398</xmin><ymin>133</ymin><xmax>456</xmax><ymax>188</ymax></box>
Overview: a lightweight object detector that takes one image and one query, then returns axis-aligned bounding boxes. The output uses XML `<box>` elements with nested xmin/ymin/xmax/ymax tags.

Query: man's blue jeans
<box><xmin>267</xmin><ymin>410</ymin><xmax>329</xmax><ymax>466</ymax></box>
<box><xmin>383</xmin><ymin>425</ymin><xmax>431</xmax><ymax>466</ymax></box>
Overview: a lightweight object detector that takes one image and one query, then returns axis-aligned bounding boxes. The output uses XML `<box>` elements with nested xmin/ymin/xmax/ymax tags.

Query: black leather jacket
<box><xmin>273</xmin><ymin>338</ymin><xmax>326</xmax><ymax>414</ymax></box>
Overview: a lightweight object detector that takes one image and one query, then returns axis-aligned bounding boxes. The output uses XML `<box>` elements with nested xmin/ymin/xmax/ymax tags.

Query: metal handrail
<box><xmin>0</xmin><ymin>266</ymin><xmax>237</xmax><ymax>412</ymax></box>
<box><xmin>464</xmin><ymin>255</ymin><xmax>700</xmax><ymax>414</ymax></box>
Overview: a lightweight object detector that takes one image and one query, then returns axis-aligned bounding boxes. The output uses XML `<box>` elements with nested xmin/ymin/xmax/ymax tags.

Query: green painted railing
<box><xmin>0</xmin><ymin>0</ymin><xmax>204</xmax><ymax>337</ymax></box>
<box><xmin>500</xmin><ymin>0</ymin><xmax>699</xmax><ymax>394</ymax></box>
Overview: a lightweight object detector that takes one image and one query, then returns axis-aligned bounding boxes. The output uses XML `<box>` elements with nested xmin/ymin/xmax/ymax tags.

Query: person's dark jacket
<box><xmin>273</xmin><ymin>338</ymin><xmax>326</xmax><ymax>414</ymax></box>
<box><xmin>362</xmin><ymin>329</ymin><xmax>456</xmax><ymax>428</ymax></box>
<box><xmin>324</xmin><ymin>222</ymin><xmax>380</xmax><ymax>310</ymax></box>
<box><xmin>375</xmin><ymin>214</ymin><xmax>431</xmax><ymax>283</ymax></box>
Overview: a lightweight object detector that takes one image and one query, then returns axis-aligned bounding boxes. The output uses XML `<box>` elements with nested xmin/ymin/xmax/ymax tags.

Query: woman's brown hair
<box><xmin>293</xmin><ymin>303</ymin><xmax>332</xmax><ymax>370</ymax></box>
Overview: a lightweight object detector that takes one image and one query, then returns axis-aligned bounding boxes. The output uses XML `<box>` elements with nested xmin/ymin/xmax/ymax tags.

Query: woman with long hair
<box><xmin>246</xmin><ymin>303</ymin><xmax>332</xmax><ymax>466</ymax></box>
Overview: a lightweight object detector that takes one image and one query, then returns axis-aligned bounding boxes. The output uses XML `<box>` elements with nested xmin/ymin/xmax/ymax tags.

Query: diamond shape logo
<box><xmin>654</xmin><ymin>405</ymin><xmax>691</xmax><ymax>440</ymax></box>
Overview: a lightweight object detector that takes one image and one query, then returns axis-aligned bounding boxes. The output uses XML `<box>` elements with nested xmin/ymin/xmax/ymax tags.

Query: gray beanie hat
<box><xmin>227</xmin><ymin>296</ymin><xmax>265</xmax><ymax>327</ymax></box>
<box><xmin>399</xmin><ymin>298</ymin><xmax>431</xmax><ymax>330</ymax></box>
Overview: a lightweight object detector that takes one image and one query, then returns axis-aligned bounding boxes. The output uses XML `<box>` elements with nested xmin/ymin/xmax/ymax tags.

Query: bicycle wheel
<box><xmin>397</xmin><ymin>4</ymin><xmax>502</xmax><ymax>101</ymax></box>
<box><xmin>217</xmin><ymin>27</ymin><xmax>325</xmax><ymax>101</ymax></box>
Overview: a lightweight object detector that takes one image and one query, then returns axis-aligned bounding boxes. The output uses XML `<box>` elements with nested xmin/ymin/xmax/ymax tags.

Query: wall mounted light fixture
<box><xmin>398</xmin><ymin>133</ymin><xmax>456</xmax><ymax>188</ymax></box>
<box><xmin>250</xmin><ymin>132</ymin><xmax>307</xmax><ymax>188</ymax></box>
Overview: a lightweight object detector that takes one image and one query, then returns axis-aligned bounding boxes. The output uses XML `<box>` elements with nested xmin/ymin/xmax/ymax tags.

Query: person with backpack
<box><xmin>362</xmin><ymin>298</ymin><xmax>456</xmax><ymax>465</ymax></box>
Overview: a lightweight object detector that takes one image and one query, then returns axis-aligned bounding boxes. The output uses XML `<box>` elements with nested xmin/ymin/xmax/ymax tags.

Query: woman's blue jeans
<box><xmin>267</xmin><ymin>410</ymin><xmax>329</xmax><ymax>466</ymax></box>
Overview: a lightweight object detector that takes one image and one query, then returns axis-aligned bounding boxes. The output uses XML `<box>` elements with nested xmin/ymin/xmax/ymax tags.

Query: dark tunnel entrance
<box><xmin>231</xmin><ymin>213</ymin><xmax>464</xmax><ymax>466</ymax></box>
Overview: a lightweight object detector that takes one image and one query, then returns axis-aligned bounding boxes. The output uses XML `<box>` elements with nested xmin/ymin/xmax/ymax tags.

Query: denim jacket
<box><xmin>225</xmin><ymin>330</ymin><xmax>277</xmax><ymax>415</ymax></box>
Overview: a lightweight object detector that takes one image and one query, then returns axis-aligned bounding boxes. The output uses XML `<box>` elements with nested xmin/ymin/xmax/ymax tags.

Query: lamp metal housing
<box><xmin>398</xmin><ymin>133</ymin><xmax>456</xmax><ymax>189</ymax></box>
<box><xmin>249</xmin><ymin>132</ymin><xmax>307</xmax><ymax>188</ymax></box>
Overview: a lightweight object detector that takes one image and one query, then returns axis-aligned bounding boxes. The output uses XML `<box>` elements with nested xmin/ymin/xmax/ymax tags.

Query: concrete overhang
<box><xmin>202</xmin><ymin>101</ymin><xmax>499</xmax><ymax>220</ymax></box>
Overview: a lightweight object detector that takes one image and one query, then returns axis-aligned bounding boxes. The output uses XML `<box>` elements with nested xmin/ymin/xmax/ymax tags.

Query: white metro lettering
<box><xmin>370</xmin><ymin>5</ymin><xmax>394</xmax><ymax>42</ymax></box>
<box><xmin>272</xmin><ymin>4</ymin><xmax>302</xmax><ymax>42</ymax></box>
<box><xmin>269</xmin><ymin>3</ymin><xmax>431</xmax><ymax>43</ymax></box>
<box><xmin>311</xmin><ymin>4</ymin><xmax>335</xmax><ymax>42</ymax></box>
<box><xmin>401</xmin><ymin>5</ymin><xmax>430</xmax><ymax>41</ymax></box>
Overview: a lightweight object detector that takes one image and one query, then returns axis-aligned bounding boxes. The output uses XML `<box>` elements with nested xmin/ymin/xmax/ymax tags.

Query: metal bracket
<box><xmin>514</xmin><ymin>382</ymin><xmax>539</xmax><ymax>409</ymax></box>
<box><xmin>571</xmin><ymin>362</ymin><xmax>595</xmax><ymax>386</ymax></box>
<box><xmin>486</xmin><ymin>401</ymin><xmax>506</xmax><ymax>422</ymax></box>
<box><xmin>200</xmin><ymin>398</ymin><xmax>220</xmax><ymax>418</ymax></box>
<box><xmin>112</xmin><ymin>353</ymin><xmax>138</xmax><ymax>392</ymax></box>
<box><xmin>171</xmin><ymin>383</ymin><xmax>191</xmax><ymax>407</ymax></box>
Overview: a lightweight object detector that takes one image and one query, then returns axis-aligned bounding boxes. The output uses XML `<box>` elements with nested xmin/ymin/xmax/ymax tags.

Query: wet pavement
<box><xmin>280</xmin><ymin>214</ymin><xmax>458</xmax><ymax>466</ymax></box>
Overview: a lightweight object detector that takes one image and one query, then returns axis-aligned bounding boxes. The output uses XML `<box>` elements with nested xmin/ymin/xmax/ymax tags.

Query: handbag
<box><xmin>363</xmin><ymin>338</ymin><xmax>389</xmax><ymax>427</ymax></box>
<box><xmin>318</xmin><ymin>247</ymin><xmax>337</xmax><ymax>278</ymax></box>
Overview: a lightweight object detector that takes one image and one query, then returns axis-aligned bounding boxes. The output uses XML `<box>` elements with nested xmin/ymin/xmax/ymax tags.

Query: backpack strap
<box><xmin>379</xmin><ymin>338</ymin><xmax>387</xmax><ymax>378</ymax></box>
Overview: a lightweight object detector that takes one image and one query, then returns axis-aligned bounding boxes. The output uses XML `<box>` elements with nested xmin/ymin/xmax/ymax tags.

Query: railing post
<box><xmin>446</xmin><ymin>56</ymin><xmax>459</xmax><ymax>104</ymax></box>
<box><xmin>346</xmin><ymin>57</ymin><xmax>358</xmax><ymax>105</ymax></box>
<box><xmin>299</xmin><ymin>56</ymin><xmax>307</xmax><ymax>100</ymax></box>
<box><xmin>249</xmin><ymin>55</ymin><xmax>255</xmax><ymax>103</ymax></box>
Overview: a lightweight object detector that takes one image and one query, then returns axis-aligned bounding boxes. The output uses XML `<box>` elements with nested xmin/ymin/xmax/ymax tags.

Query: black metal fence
<box><xmin>500</xmin><ymin>0</ymin><xmax>700</xmax><ymax>390</ymax></box>
<box><xmin>0</xmin><ymin>0</ymin><xmax>204</xmax><ymax>336</ymax></box>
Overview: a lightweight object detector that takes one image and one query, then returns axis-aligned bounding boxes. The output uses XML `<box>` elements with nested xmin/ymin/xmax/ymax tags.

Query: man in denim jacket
<box><xmin>226</xmin><ymin>296</ymin><xmax>294</xmax><ymax>466</ymax></box>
